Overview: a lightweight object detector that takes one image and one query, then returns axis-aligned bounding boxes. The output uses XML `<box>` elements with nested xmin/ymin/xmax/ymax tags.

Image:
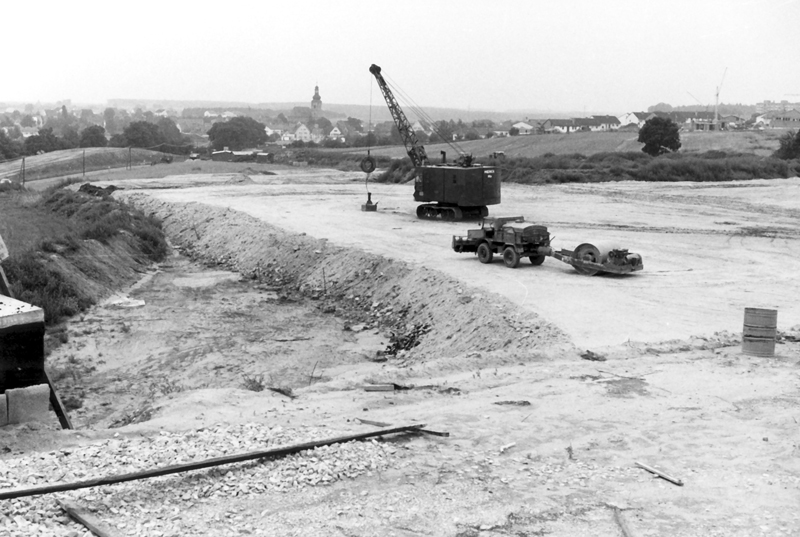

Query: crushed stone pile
<box><xmin>0</xmin><ymin>423</ymin><xmax>397</xmax><ymax>536</ymax></box>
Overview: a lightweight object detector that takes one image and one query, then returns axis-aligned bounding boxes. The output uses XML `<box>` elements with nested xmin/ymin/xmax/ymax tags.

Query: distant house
<box><xmin>492</xmin><ymin>129</ymin><xmax>510</xmax><ymax>137</ymax></box>
<box><xmin>264</xmin><ymin>125</ymin><xmax>283</xmax><ymax>137</ymax></box>
<box><xmin>760</xmin><ymin>109</ymin><xmax>800</xmax><ymax>129</ymax></box>
<box><xmin>512</xmin><ymin>122</ymin><xmax>536</xmax><ymax>135</ymax></box>
<box><xmin>294</xmin><ymin>123</ymin><xmax>311</xmax><ymax>142</ymax></box>
<box><xmin>19</xmin><ymin>127</ymin><xmax>39</xmax><ymax>138</ymax></box>
<box><xmin>221</xmin><ymin>111</ymin><xmax>237</xmax><ymax>119</ymax></box>
<box><xmin>203</xmin><ymin>111</ymin><xmax>219</xmax><ymax>118</ymax></box>
<box><xmin>541</xmin><ymin>119</ymin><xmax>574</xmax><ymax>134</ymax></box>
<box><xmin>590</xmin><ymin>115</ymin><xmax>621</xmax><ymax>131</ymax></box>
<box><xmin>328</xmin><ymin>126</ymin><xmax>343</xmax><ymax>140</ymax></box>
<box><xmin>617</xmin><ymin>112</ymin><xmax>652</xmax><ymax>129</ymax></box>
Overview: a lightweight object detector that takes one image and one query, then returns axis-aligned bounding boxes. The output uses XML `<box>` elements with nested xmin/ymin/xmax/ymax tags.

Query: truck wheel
<box><xmin>503</xmin><ymin>247</ymin><xmax>520</xmax><ymax>268</ymax></box>
<box><xmin>529</xmin><ymin>254</ymin><xmax>546</xmax><ymax>266</ymax></box>
<box><xmin>477</xmin><ymin>243</ymin><xmax>493</xmax><ymax>264</ymax></box>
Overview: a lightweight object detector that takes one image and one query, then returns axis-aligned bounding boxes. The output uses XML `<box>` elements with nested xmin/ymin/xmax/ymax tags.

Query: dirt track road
<box><xmin>110</xmin><ymin>170</ymin><xmax>800</xmax><ymax>348</ymax></box>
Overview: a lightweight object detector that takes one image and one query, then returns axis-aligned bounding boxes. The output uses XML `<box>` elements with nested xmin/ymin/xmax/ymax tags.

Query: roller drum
<box><xmin>571</xmin><ymin>242</ymin><xmax>622</xmax><ymax>275</ymax></box>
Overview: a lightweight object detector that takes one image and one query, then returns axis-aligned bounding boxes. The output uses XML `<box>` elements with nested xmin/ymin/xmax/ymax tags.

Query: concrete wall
<box><xmin>1</xmin><ymin>297</ymin><xmax>50</xmax><ymax>426</ymax></box>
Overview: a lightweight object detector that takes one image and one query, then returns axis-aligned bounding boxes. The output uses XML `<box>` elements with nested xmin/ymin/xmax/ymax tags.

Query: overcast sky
<box><xmin>3</xmin><ymin>0</ymin><xmax>799</xmax><ymax>115</ymax></box>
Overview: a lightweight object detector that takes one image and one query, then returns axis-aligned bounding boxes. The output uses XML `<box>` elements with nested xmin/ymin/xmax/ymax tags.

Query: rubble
<box><xmin>0</xmin><ymin>424</ymin><xmax>398</xmax><ymax>536</ymax></box>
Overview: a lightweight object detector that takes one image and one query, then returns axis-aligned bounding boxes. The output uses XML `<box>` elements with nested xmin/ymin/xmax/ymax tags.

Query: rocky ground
<box><xmin>1</xmin><ymin>169</ymin><xmax>799</xmax><ymax>536</ymax></box>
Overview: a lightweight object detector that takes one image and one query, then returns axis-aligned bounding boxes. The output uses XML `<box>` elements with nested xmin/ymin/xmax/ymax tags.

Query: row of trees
<box><xmin>0</xmin><ymin>117</ymin><xmax>193</xmax><ymax>161</ymax></box>
<box><xmin>0</xmin><ymin>125</ymin><xmax>108</xmax><ymax>160</ymax></box>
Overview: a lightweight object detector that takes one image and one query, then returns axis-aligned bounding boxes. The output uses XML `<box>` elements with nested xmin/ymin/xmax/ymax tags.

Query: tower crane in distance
<box><xmin>369</xmin><ymin>64</ymin><xmax>501</xmax><ymax>220</ymax></box>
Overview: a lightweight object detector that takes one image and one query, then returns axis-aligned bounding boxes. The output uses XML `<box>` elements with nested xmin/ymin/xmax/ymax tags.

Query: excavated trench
<box><xmin>123</xmin><ymin>193</ymin><xmax>575</xmax><ymax>369</ymax></box>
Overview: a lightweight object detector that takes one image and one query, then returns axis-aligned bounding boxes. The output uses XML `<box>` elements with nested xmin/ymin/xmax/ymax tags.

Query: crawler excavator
<box><xmin>369</xmin><ymin>64</ymin><xmax>501</xmax><ymax>220</ymax></box>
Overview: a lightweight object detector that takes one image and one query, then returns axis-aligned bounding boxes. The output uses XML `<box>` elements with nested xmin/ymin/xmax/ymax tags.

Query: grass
<box><xmin>0</xmin><ymin>185</ymin><xmax>169</xmax><ymax>325</ymax></box>
<box><xmin>332</xmin><ymin>130</ymin><xmax>783</xmax><ymax>161</ymax></box>
<box><xmin>0</xmin><ymin>147</ymin><xmax>185</xmax><ymax>184</ymax></box>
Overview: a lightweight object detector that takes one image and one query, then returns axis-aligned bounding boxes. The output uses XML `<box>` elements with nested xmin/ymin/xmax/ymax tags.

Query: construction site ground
<box><xmin>2</xmin><ymin>167</ymin><xmax>800</xmax><ymax>536</ymax></box>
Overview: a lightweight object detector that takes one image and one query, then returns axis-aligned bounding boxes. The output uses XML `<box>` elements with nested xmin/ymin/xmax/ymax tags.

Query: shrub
<box><xmin>375</xmin><ymin>158</ymin><xmax>415</xmax><ymax>183</ymax></box>
<box><xmin>773</xmin><ymin>130</ymin><xmax>800</xmax><ymax>160</ymax></box>
<box><xmin>2</xmin><ymin>251</ymin><xmax>94</xmax><ymax>324</ymax></box>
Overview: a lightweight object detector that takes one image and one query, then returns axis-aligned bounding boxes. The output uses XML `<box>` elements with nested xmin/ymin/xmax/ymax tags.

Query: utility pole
<box><xmin>714</xmin><ymin>67</ymin><xmax>727</xmax><ymax>132</ymax></box>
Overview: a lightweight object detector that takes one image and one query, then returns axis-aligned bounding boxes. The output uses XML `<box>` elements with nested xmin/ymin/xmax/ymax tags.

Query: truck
<box><xmin>369</xmin><ymin>64</ymin><xmax>501</xmax><ymax>220</ymax></box>
<box><xmin>452</xmin><ymin>216</ymin><xmax>644</xmax><ymax>275</ymax></box>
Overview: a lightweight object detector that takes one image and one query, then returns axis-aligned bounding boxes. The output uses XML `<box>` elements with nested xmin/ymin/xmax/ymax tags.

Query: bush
<box><xmin>375</xmin><ymin>158</ymin><xmax>415</xmax><ymax>183</ymax></box>
<box><xmin>2</xmin><ymin>251</ymin><xmax>94</xmax><ymax>324</ymax></box>
<box><xmin>773</xmin><ymin>130</ymin><xmax>800</xmax><ymax>160</ymax></box>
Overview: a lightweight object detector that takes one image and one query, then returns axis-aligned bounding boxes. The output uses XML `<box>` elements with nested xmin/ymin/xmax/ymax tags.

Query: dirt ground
<box><xmin>2</xmin><ymin>168</ymin><xmax>800</xmax><ymax>536</ymax></box>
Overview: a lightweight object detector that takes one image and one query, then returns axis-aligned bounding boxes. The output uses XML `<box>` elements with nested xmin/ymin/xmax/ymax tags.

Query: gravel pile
<box><xmin>0</xmin><ymin>423</ymin><xmax>398</xmax><ymax>536</ymax></box>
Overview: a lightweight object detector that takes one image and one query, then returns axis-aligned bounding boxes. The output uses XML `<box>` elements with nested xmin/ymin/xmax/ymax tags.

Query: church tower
<box><xmin>311</xmin><ymin>85</ymin><xmax>322</xmax><ymax>119</ymax></box>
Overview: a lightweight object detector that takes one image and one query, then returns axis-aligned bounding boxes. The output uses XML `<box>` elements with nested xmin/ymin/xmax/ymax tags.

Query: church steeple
<box><xmin>311</xmin><ymin>85</ymin><xmax>322</xmax><ymax>119</ymax></box>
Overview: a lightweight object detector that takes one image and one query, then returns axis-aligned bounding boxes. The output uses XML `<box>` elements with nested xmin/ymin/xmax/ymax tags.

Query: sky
<box><xmin>3</xmin><ymin>0</ymin><xmax>800</xmax><ymax>115</ymax></box>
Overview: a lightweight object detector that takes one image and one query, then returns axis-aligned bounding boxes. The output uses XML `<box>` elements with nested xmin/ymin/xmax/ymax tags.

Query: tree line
<box><xmin>0</xmin><ymin>117</ymin><xmax>193</xmax><ymax>161</ymax></box>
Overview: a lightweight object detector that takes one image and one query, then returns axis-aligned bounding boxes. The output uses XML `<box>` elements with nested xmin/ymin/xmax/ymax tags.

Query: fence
<box><xmin>0</xmin><ymin>147</ymin><xmax>186</xmax><ymax>186</ymax></box>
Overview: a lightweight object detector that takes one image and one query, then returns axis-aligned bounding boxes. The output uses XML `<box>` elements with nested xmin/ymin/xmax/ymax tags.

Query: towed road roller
<box><xmin>452</xmin><ymin>216</ymin><xmax>643</xmax><ymax>275</ymax></box>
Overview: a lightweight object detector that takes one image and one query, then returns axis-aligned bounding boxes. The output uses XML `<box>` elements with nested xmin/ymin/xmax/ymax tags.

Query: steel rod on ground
<box><xmin>634</xmin><ymin>461</ymin><xmax>684</xmax><ymax>486</ymax></box>
<box><xmin>0</xmin><ymin>424</ymin><xmax>425</xmax><ymax>500</ymax></box>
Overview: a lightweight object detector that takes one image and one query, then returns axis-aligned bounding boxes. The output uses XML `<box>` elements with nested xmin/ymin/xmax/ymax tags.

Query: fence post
<box><xmin>82</xmin><ymin>150</ymin><xmax>86</xmax><ymax>176</ymax></box>
<box><xmin>21</xmin><ymin>157</ymin><xmax>25</xmax><ymax>187</ymax></box>
<box><xmin>128</xmin><ymin>147</ymin><xmax>132</xmax><ymax>170</ymax></box>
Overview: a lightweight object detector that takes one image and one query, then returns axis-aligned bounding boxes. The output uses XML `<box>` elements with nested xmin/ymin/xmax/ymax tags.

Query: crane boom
<box><xmin>369</xmin><ymin>64</ymin><xmax>428</xmax><ymax>167</ymax></box>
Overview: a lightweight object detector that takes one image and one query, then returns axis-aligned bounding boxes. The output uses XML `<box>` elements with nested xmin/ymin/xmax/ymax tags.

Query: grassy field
<box><xmin>0</xmin><ymin>147</ymin><xmax>182</xmax><ymax>184</ymax></box>
<box><xmin>338</xmin><ymin>130</ymin><xmax>785</xmax><ymax>160</ymax></box>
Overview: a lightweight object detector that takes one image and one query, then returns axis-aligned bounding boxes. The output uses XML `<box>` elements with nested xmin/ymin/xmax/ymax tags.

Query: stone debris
<box><xmin>0</xmin><ymin>423</ymin><xmax>397</xmax><ymax>536</ymax></box>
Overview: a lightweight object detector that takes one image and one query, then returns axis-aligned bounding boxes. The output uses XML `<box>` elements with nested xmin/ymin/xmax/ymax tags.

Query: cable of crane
<box><xmin>383</xmin><ymin>73</ymin><xmax>467</xmax><ymax>159</ymax></box>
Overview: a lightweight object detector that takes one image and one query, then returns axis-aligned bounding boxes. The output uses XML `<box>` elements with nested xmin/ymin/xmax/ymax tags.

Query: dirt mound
<box><xmin>125</xmin><ymin>194</ymin><xmax>573</xmax><ymax>365</ymax></box>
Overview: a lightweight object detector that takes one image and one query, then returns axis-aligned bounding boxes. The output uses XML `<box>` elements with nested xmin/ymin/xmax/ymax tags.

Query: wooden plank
<box><xmin>57</xmin><ymin>499</ymin><xmax>117</xmax><ymax>537</ymax></box>
<box><xmin>355</xmin><ymin>417</ymin><xmax>450</xmax><ymax>437</ymax></box>
<box><xmin>634</xmin><ymin>460</ymin><xmax>684</xmax><ymax>486</ymax></box>
<box><xmin>0</xmin><ymin>423</ymin><xmax>426</xmax><ymax>500</ymax></box>
<box><xmin>364</xmin><ymin>384</ymin><xmax>395</xmax><ymax>392</ymax></box>
<box><xmin>613</xmin><ymin>507</ymin><xmax>635</xmax><ymax>537</ymax></box>
<box><xmin>0</xmin><ymin>266</ymin><xmax>12</xmax><ymax>298</ymax></box>
<box><xmin>44</xmin><ymin>370</ymin><xmax>73</xmax><ymax>430</ymax></box>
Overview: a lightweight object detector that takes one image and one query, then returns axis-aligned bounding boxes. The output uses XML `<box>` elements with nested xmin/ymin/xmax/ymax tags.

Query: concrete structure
<box><xmin>6</xmin><ymin>384</ymin><xmax>50</xmax><ymax>424</ymax></box>
<box><xmin>1</xmin><ymin>296</ymin><xmax>48</xmax><ymax>426</ymax></box>
<box><xmin>0</xmin><ymin>395</ymin><xmax>6</xmax><ymax>427</ymax></box>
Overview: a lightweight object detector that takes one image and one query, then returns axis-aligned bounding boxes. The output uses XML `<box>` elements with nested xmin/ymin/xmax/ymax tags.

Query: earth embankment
<box><xmin>125</xmin><ymin>194</ymin><xmax>573</xmax><ymax>367</ymax></box>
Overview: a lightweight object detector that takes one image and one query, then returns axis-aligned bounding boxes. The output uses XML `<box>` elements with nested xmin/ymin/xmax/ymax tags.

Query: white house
<box><xmin>512</xmin><ymin>122</ymin><xmax>535</xmax><ymax>135</ymax></box>
<box><xmin>617</xmin><ymin>112</ymin><xmax>652</xmax><ymax>129</ymax></box>
<box><xmin>294</xmin><ymin>124</ymin><xmax>311</xmax><ymax>142</ymax></box>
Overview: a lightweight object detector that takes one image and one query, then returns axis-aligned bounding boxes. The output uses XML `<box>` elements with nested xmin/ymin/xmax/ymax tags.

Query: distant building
<box><xmin>756</xmin><ymin>109</ymin><xmax>800</xmax><ymax>129</ymax></box>
<box><xmin>294</xmin><ymin>123</ymin><xmax>311</xmax><ymax>142</ymax></box>
<box><xmin>512</xmin><ymin>122</ymin><xmax>536</xmax><ymax>135</ymax></box>
<box><xmin>311</xmin><ymin>85</ymin><xmax>322</xmax><ymax>119</ymax></box>
<box><xmin>541</xmin><ymin>119</ymin><xmax>574</xmax><ymax>134</ymax></box>
<box><xmin>757</xmin><ymin>100</ymin><xmax>800</xmax><ymax>114</ymax></box>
